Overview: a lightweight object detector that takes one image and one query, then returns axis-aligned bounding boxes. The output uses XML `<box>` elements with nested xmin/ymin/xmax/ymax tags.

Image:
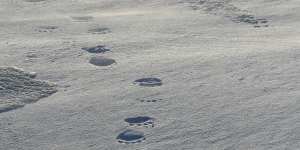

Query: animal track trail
<box><xmin>179</xmin><ymin>0</ymin><xmax>270</xmax><ymax>28</ymax></box>
<box><xmin>116</xmin><ymin>129</ymin><xmax>145</xmax><ymax>144</ymax></box>
<box><xmin>116</xmin><ymin>78</ymin><xmax>162</xmax><ymax>144</ymax></box>
<box><xmin>125</xmin><ymin>116</ymin><xmax>155</xmax><ymax>128</ymax></box>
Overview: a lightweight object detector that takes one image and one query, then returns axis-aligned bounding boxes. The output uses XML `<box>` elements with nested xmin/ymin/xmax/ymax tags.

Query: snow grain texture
<box><xmin>0</xmin><ymin>67</ymin><xmax>57</xmax><ymax>113</ymax></box>
<box><xmin>179</xmin><ymin>0</ymin><xmax>270</xmax><ymax>27</ymax></box>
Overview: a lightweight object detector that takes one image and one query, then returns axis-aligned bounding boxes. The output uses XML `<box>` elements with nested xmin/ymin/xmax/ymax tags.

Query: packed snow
<box><xmin>0</xmin><ymin>0</ymin><xmax>300</xmax><ymax>149</ymax></box>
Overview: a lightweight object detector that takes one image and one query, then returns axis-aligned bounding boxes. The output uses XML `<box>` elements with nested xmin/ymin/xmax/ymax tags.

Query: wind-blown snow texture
<box><xmin>0</xmin><ymin>0</ymin><xmax>300</xmax><ymax>149</ymax></box>
<box><xmin>0</xmin><ymin>67</ymin><xmax>57</xmax><ymax>113</ymax></box>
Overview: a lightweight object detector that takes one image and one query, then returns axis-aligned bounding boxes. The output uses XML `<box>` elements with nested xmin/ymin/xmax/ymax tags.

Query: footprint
<box><xmin>180</xmin><ymin>1</ymin><xmax>270</xmax><ymax>28</ymax></box>
<box><xmin>35</xmin><ymin>26</ymin><xmax>58</xmax><ymax>33</ymax></box>
<box><xmin>257</xmin><ymin>18</ymin><xmax>268</xmax><ymax>24</ymax></box>
<box><xmin>125</xmin><ymin>116</ymin><xmax>155</xmax><ymax>127</ymax></box>
<box><xmin>71</xmin><ymin>16</ymin><xmax>93</xmax><ymax>22</ymax></box>
<box><xmin>134</xmin><ymin>78</ymin><xmax>162</xmax><ymax>87</ymax></box>
<box><xmin>89</xmin><ymin>56</ymin><xmax>116</xmax><ymax>66</ymax></box>
<box><xmin>253</xmin><ymin>18</ymin><xmax>269</xmax><ymax>28</ymax></box>
<box><xmin>82</xmin><ymin>45</ymin><xmax>110</xmax><ymax>53</ymax></box>
<box><xmin>137</xmin><ymin>96</ymin><xmax>162</xmax><ymax>103</ymax></box>
<box><xmin>136</xmin><ymin>92</ymin><xmax>162</xmax><ymax>103</ymax></box>
<box><xmin>233</xmin><ymin>14</ymin><xmax>258</xmax><ymax>24</ymax></box>
<box><xmin>138</xmin><ymin>98</ymin><xmax>161</xmax><ymax>103</ymax></box>
<box><xmin>232</xmin><ymin>15</ymin><xmax>269</xmax><ymax>27</ymax></box>
<box><xmin>25</xmin><ymin>52</ymin><xmax>38</xmax><ymax>59</ymax></box>
<box><xmin>254</xmin><ymin>25</ymin><xmax>269</xmax><ymax>28</ymax></box>
<box><xmin>88</xmin><ymin>27</ymin><xmax>111</xmax><ymax>34</ymax></box>
<box><xmin>116</xmin><ymin>129</ymin><xmax>145</xmax><ymax>144</ymax></box>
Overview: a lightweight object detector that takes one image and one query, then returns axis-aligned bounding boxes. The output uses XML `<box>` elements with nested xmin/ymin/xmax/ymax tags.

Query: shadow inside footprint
<box><xmin>117</xmin><ymin>129</ymin><xmax>145</xmax><ymax>144</ymax></box>
<box><xmin>134</xmin><ymin>78</ymin><xmax>162</xmax><ymax>87</ymax></box>
<box><xmin>82</xmin><ymin>45</ymin><xmax>110</xmax><ymax>53</ymax></box>
<box><xmin>89</xmin><ymin>56</ymin><xmax>116</xmax><ymax>66</ymax></box>
<box><xmin>125</xmin><ymin>116</ymin><xmax>155</xmax><ymax>127</ymax></box>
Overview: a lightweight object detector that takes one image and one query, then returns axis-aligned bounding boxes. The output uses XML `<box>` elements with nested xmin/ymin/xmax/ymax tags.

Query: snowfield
<box><xmin>1</xmin><ymin>0</ymin><xmax>300</xmax><ymax>149</ymax></box>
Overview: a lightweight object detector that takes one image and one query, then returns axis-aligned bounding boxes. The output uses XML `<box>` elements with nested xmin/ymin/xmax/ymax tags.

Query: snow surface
<box><xmin>0</xmin><ymin>67</ymin><xmax>57</xmax><ymax>113</ymax></box>
<box><xmin>0</xmin><ymin>0</ymin><xmax>300</xmax><ymax>149</ymax></box>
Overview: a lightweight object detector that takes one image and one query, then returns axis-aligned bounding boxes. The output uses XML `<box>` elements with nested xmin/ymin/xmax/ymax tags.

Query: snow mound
<box><xmin>0</xmin><ymin>67</ymin><xmax>57</xmax><ymax>113</ymax></box>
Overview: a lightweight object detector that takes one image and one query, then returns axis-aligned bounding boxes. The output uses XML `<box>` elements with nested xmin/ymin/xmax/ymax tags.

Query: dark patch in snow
<box><xmin>138</xmin><ymin>98</ymin><xmax>161</xmax><ymax>103</ymax></box>
<box><xmin>82</xmin><ymin>45</ymin><xmax>110</xmax><ymax>53</ymax></box>
<box><xmin>134</xmin><ymin>78</ymin><xmax>162</xmax><ymax>87</ymax></box>
<box><xmin>125</xmin><ymin>116</ymin><xmax>155</xmax><ymax>127</ymax></box>
<box><xmin>89</xmin><ymin>56</ymin><xmax>116</xmax><ymax>66</ymax></box>
<box><xmin>233</xmin><ymin>15</ymin><xmax>269</xmax><ymax>27</ymax></box>
<box><xmin>117</xmin><ymin>129</ymin><xmax>145</xmax><ymax>144</ymax></box>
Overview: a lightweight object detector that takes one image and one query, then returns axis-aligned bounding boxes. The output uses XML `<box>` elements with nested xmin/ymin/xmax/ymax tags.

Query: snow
<box><xmin>0</xmin><ymin>0</ymin><xmax>300</xmax><ymax>149</ymax></box>
<box><xmin>0</xmin><ymin>67</ymin><xmax>56</xmax><ymax>113</ymax></box>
